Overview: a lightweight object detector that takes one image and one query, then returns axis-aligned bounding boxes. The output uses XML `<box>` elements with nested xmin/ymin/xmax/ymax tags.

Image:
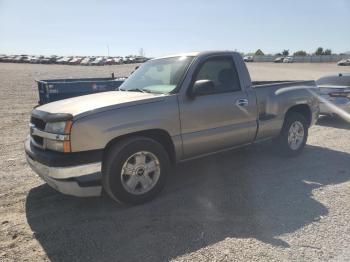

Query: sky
<box><xmin>0</xmin><ymin>0</ymin><xmax>349</xmax><ymax>57</ymax></box>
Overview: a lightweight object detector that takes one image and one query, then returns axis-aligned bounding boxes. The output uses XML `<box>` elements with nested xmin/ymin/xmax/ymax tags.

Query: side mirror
<box><xmin>188</xmin><ymin>79</ymin><xmax>215</xmax><ymax>98</ymax></box>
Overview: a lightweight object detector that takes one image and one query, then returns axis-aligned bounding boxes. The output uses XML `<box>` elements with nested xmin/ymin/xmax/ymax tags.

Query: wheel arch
<box><xmin>285</xmin><ymin>104</ymin><xmax>312</xmax><ymax>126</ymax></box>
<box><xmin>103</xmin><ymin>129</ymin><xmax>177</xmax><ymax>165</ymax></box>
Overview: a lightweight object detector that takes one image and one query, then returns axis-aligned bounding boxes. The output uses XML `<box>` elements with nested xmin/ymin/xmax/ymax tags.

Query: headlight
<box><xmin>44</xmin><ymin>121</ymin><xmax>73</xmax><ymax>152</ymax></box>
<box><xmin>45</xmin><ymin>121</ymin><xmax>69</xmax><ymax>134</ymax></box>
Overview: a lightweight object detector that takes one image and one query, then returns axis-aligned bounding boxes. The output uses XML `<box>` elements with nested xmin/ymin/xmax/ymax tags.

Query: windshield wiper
<box><xmin>119</xmin><ymin>88</ymin><xmax>152</xmax><ymax>93</ymax></box>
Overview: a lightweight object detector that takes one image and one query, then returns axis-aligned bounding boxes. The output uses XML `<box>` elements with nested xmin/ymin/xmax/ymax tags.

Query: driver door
<box><xmin>179</xmin><ymin>56</ymin><xmax>257</xmax><ymax>158</ymax></box>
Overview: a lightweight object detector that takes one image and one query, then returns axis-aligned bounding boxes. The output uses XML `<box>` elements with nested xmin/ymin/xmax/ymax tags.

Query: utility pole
<box><xmin>139</xmin><ymin>48</ymin><xmax>145</xmax><ymax>57</ymax></box>
<box><xmin>107</xmin><ymin>45</ymin><xmax>110</xmax><ymax>57</ymax></box>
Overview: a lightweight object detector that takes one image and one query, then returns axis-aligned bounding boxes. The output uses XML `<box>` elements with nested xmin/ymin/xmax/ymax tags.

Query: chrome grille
<box><xmin>30</xmin><ymin>116</ymin><xmax>46</xmax><ymax>147</ymax></box>
<box><xmin>30</xmin><ymin>116</ymin><xmax>46</xmax><ymax>130</ymax></box>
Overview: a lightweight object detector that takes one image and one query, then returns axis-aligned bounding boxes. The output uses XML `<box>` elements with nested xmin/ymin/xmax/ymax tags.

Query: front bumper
<box><xmin>25</xmin><ymin>138</ymin><xmax>102</xmax><ymax>197</ymax></box>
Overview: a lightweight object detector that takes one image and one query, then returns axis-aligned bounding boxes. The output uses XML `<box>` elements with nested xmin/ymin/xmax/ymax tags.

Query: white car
<box><xmin>57</xmin><ymin>56</ymin><xmax>72</xmax><ymax>64</ymax></box>
<box><xmin>243</xmin><ymin>56</ymin><xmax>254</xmax><ymax>62</ymax></box>
<box><xmin>91</xmin><ymin>57</ymin><xmax>104</xmax><ymax>66</ymax></box>
<box><xmin>283</xmin><ymin>56</ymin><xmax>293</xmax><ymax>63</ymax></box>
<box><xmin>80</xmin><ymin>57</ymin><xmax>93</xmax><ymax>65</ymax></box>
<box><xmin>337</xmin><ymin>59</ymin><xmax>350</xmax><ymax>66</ymax></box>
<box><xmin>317</xmin><ymin>74</ymin><xmax>350</xmax><ymax>117</ymax></box>
<box><xmin>113</xmin><ymin>57</ymin><xmax>123</xmax><ymax>64</ymax></box>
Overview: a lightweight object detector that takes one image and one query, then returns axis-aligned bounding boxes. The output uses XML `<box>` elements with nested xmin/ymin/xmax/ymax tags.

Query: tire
<box><xmin>273</xmin><ymin>112</ymin><xmax>308</xmax><ymax>157</ymax></box>
<box><xmin>102</xmin><ymin>136</ymin><xmax>170</xmax><ymax>205</ymax></box>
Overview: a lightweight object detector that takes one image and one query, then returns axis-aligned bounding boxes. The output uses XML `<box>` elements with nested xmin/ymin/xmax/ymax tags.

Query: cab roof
<box><xmin>153</xmin><ymin>50</ymin><xmax>239</xmax><ymax>60</ymax></box>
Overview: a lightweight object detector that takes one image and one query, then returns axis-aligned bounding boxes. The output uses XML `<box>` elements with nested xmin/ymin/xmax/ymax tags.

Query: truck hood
<box><xmin>36</xmin><ymin>91</ymin><xmax>165</xmax><ymax>117</ymax></box>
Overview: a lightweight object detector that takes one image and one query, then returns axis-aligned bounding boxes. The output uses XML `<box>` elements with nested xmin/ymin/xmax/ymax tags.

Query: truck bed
<box><xmin>252</xmin><ymin>79</ymin><xmax>318</xmax><ymax>139</ymax></box>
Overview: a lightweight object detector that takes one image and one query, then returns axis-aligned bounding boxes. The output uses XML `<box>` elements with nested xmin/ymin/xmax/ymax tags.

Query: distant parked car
<box><xmin>337</xmin><ymin>59</ymin><xmax>350</xmax><ymax>66</ymax></box>
<box><xmin>283</xmin><ymin>56</ymin><xmax>294</xmax><ymax>63</ymax></box>
<box><xmin>91</xmin><ymin>57</ymin><xmax>105</xmax><ymax>66</ymax></box>
<box><xmin>68</xmin><ymin>57</ymin><xmax>83</xmax><ymax>65</ymax></box>
<box><xmin>57</xmin><ymin>56</ymin><xmax>72</xmax><ymax>64</ymax></box>
<box><xmin>317</xmin><ymin>73</ymin><xmax>350</xmax><ymax>117</ymax></box>
<box><xmin>243</xmin><ymin>56</ymin><xmax>254</xmax><ymax>62</ymax></box>
<box><xmin>80</xmin><ymin>57</ymin><xmax>93</xmax><ymax>65</ymax></box>
<box><xmin>13</xmin><ymin>55</ymin><xmax>26</xmax><ymax>63</ymax></box>
<box><xmin>134</xmin><ymin>56</ymin><xmax>149</xmax><ymax>63</ymax></box>
<box><xmin>274</xmin><ymin>57</ymin><xmax>285</xmax><ymax>63</ymax></box>
<box><xmin>29</xmin><ymin>56</ymin><xmax>40</xmax><ymax>63</ymax></box>
<box><xmin>49</xmin><ymin>56</ymin><xmax>59</xmax><ymax>63</ymax></box>
<box><xmin>113</xmin><ymin>57</ymin><xmax>123</xmax><ymax>64</ymax></box>
<box><xmin>3</xmin><ymin>55</ymin><xmax>16</xmax><ymax>63</ymax></box>
<box><xmin>39</xmin><ymin>56</ymin><xmax>56</xmax><ymax>64</ymax></box>
<box><xmin>105</xmin><ymin>57</ymin><xmax>115</xmax><ymax>65</ymax></box>
<box><xmin>56</xmin><ymin>57</ymin><xmax>64</xmax><ymax>64</ymax></box>
<box><xmin>124</xmin><ymin>56</ymin><xmax>136</xmax><ymax>64</ymax></box>
<box><xmin>22</xmin><ymin>56</ymin><xmax>32</xmax><ymax>63</ymax></box>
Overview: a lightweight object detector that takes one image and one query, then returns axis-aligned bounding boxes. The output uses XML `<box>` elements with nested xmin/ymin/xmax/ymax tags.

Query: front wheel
<box><xmin>273</xmin><ymin>112</ymin><xmax>308</xmax><ymax>157</ymax></box>
<box><xmin>102</xmin><ymin>136</ymin><xmax>170</xmax><ymax>205</ymax></box>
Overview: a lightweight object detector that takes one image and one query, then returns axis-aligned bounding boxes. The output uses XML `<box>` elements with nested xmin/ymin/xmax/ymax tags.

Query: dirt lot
<box><xmin>0</xmin><ymin>62</ymin><xmax>350</xmax><ymax>262</ymax></box>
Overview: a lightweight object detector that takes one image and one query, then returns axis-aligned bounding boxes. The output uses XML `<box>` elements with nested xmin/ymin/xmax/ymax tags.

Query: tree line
<box><xmin>252</xmin><ymin>47</ymin><xmax>338</xmax><ymax>56</ymax></box>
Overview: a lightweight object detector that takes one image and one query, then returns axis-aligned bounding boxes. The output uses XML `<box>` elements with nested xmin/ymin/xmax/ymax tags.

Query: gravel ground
<box><xmin>0</xmin><ymin>62</ymin><xmax>349</xmax><ymax>262</ymax></box>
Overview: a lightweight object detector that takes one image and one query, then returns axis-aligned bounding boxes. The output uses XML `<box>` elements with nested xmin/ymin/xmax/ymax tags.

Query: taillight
<box><xmin>328</xmin><ymin>91</ymin><xmax>350</xmax><ymax>99</ymax></box>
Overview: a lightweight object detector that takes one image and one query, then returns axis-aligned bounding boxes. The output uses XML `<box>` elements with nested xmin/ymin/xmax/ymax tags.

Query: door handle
<box><xmin>236</xmin><ymin>99</ymin><xmax>249</xmax><ymax>106</ymax></box>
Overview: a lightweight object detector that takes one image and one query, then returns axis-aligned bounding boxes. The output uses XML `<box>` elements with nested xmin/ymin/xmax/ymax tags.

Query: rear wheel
<box><xmin>273</xmin><ymin>112</ymin><xmax>308</xmax><ymax>157</ymax></box>
<box><xmin>102</xmin><ymin>136</ymin><xmax>170</xmax><ymax>205</ymax></box>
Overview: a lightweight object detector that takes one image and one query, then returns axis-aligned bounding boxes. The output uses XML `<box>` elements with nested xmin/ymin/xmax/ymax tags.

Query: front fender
<box><xmin>70</xmin><ymin>96</ymin><xmax>180</xmax><ymax>152</ymax></box>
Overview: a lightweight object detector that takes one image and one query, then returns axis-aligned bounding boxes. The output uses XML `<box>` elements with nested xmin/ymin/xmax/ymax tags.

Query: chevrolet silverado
<box><xmin>25</xmin><ymin>51</ymin><xmax>319</xmax><ymax>204</ymax></box>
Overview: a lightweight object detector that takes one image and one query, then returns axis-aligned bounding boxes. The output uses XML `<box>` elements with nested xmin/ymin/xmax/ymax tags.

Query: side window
<box><xmin>195</xmin><ymin>57</ymin><xmax>241</xmax><ymax>94</ymax></box>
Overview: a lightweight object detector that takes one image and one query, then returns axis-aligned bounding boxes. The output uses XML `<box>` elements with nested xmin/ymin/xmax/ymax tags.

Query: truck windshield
<box><xmin>119</xmin><ymin>56</ymin><xmax>194</xmax><ymax>94</ymax></box>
